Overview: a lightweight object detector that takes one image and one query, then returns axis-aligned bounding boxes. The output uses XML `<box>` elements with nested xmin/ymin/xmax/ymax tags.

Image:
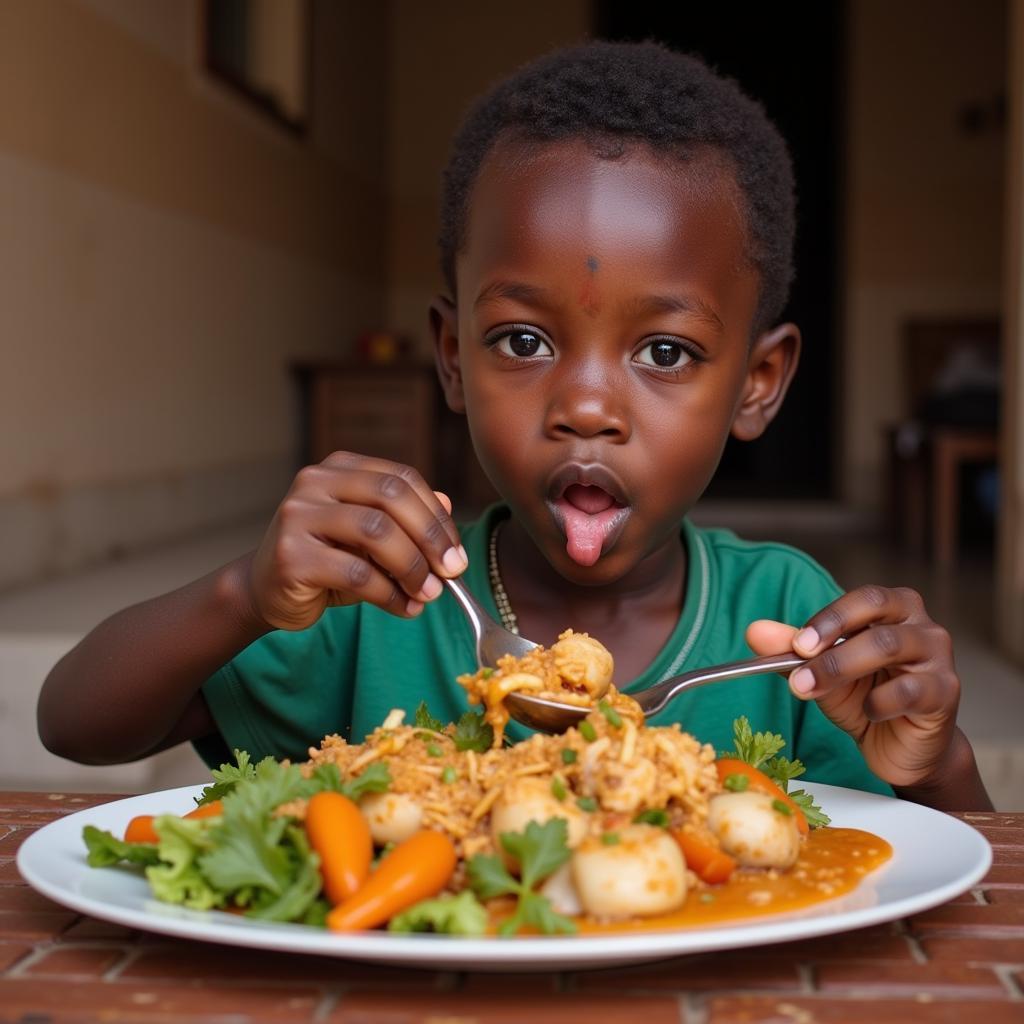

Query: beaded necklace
<box><xmin>487</xmin><ymin>520</ymin><xmax>519</xmax><ymax>634</ymax></box>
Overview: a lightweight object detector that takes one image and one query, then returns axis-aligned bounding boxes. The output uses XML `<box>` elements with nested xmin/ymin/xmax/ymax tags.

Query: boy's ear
<box><xmin>730</xmin><ymin>322</ymin><xmax>801</xmax><ymax>442</ymax></box>
<box><xmin>430</xmin><ymin>295</ymin><xmax>465</xmax><ymax>414</ymax></box>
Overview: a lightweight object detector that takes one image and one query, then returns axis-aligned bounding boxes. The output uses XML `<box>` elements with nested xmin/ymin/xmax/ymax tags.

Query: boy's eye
<box><xmin>634</xmin><ymin>339</ymin><xmax>692</xmax><ymax>369</ymax></box>
<box><xmin>492</xmin><ymin>330</ymin><xmax>553</xmax><ymax>359</ymax></box>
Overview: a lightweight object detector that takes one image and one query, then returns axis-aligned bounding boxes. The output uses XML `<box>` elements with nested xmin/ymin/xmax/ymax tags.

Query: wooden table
<box><xmin>2</xmin><ymin>793</ymin><xmax>1022</xmax><ymax>1023</ymax></box>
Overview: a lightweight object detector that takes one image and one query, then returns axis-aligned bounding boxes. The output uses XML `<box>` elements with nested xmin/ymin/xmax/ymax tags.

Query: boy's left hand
<box><xmin>746</xmin><ymin>586</ymin><xmax>961</xmax><ymax>790</ymax></box>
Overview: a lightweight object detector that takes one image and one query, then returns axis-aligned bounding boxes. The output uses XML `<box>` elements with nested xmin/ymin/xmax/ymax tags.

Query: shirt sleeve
<box><xmin>195</xmin><ymin>607</ymin><xmax>360</xmax><ymax>767</ymax></box>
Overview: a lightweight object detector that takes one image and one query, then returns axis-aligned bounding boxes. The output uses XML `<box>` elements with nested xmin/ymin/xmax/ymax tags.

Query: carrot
<box><xmin>326</xmin><ymin>829</ymin><xmax>457</xmax><ymax>932</ymax></box>
<box><xmin>671</xmin><ymin>828</ymin><xmax>736</xmax><ymax>884</ymax></box>
<box><xmin>122</xmin><ymin>800</ymin><xmax>224</xmax><ymax>845</ymax></box>
<box><xmin>304</xmin><ymin>791</ymin><xmax>373</xmax><ymax>905</ymax></box>
<box><xmin>715</xmin><ymin>758</ymin><xmax>809</xmax><ymax>836</ymax></box>
<box><xmin>123</xmin><ymin>815</ymin><xmax>158</xmax><ymax>844</ymax></box>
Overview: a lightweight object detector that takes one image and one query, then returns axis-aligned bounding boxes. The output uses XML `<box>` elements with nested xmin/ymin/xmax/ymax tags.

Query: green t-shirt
<box><xmin>197</xmin><ymin>504</ymin><xmax>892</xmax><ymax>796</ymax></box>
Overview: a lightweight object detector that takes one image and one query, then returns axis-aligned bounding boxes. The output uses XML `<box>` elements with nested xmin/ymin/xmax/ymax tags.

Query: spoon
<box><xmin>444</xmin><ymin>576</ymin><xmax>538</xmax><ymax>667</ymax></box>
<box><xmin>504</xmin><ymin>651</ymin><xmax>809</xmax><ymax>734</ymax></box>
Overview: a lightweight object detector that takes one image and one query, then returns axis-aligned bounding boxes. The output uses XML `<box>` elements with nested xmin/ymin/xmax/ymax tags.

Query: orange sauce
<box><xmin>575</xmin><ymin>827</ymin><xmax>891</xmax><ymax>934</ymax></box>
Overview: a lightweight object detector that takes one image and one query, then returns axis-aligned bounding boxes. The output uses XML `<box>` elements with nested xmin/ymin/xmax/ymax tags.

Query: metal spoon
<box><xmin>444</xmin><ymin>576</ymin><xmax>538</xmax><ymax>667</ymax></box>
<box><xmin>504</xmin><ymin>651</ymin><xmax>809</xmax><ymax>733</ymax></box>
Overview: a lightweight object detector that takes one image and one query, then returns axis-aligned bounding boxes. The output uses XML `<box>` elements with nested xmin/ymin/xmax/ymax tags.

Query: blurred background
<box><xmin>1</xmin><ymin>0</ymin><xmax>1022</xmax><ymax>807</ymax></box>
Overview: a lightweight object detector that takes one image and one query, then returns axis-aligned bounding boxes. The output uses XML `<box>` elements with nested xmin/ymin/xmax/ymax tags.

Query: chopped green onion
<box><xmin>597</xmin><ymin>700</ymin><xmax>622</xmax><ymax>728</ymax></box>
<box><xmin>601</xmin><ymin>832</ymin><xmax>620</xmax><ymax>846</ymax></box>
<box><xmin>426</xmin><ymin>743</ymin><xmax>443</xmax><ymax>758</ymax></box>
<box><xmin>724</xmin><ymin>773</ymin><xmax>750</xmax><ymax>792</ymax></box>
<box><xmin>481</xmin><ymin>667</ymin><xmax>495</xmax><ymax>678</ymax></box>
<box><xmin>578</xmin><ymin>721</ymin><xmax>598</xmax><ymax>743</ymax></box>
<box><xmin>576</xmin><ymin>796</ymin><xmax>598</xmax><ymax>813</ymax></box>
<box><xmin>633</xmin><ymin>809</ymin><xmax>669</xmax><ymax>828</ymax></box>
<box><xmin>441</xmin><ymin>765</ymin><xmax>457</xmax><ymax>785</ymax></box>
<box><xmin>550</xmin><ymin>776</ymin><xmax>567</xmax><ymax>801</ymax></box>
<box><xmin>772</xmin><ymin>799</ymin><xmax>793</xmax><ymax>816</ymax></box>
<box><xmin>561</xmin><ymin>748</ymin><xmax>578</xmax><ymax>765</ymax></box>
<box><xmin>700</xmin><ymin>892</ymin><xmax>715</xmax><ymax>904</ymax></box>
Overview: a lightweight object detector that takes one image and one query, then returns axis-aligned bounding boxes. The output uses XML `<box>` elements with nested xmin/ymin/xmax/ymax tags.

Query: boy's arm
<box><xmin>892</xmin><ymin>726</ymin><xmax>993</xmax><ymax>812</ymax></box>
<box><xmin>37</xmin><ymin>554</ymin><xmax>268</xmax><ymax>765</ymax></box>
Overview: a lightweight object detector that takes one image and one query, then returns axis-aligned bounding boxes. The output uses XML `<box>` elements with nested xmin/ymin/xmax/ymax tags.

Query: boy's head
<box><xmin>439</xmin><ymin>40</ymin><xmax>796</xmax><ymax>333</ymax></box>
<box><xmin>431</xmin><ymin>41</ymin><xmax>802</xmax><ymax>584</ymax></box>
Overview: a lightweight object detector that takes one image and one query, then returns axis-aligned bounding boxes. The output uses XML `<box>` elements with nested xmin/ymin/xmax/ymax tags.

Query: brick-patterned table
<box><xmin>1</xmin><ymin>793</ymin><xmax>1021</xmax><ymax>1023</ymax></box>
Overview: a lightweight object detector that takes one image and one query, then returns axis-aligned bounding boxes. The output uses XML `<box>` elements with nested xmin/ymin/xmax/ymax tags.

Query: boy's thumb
<box><xmin>745</xmin><ymin>619</ymin><xmax>799</xmax><ymax>656</ymax></box>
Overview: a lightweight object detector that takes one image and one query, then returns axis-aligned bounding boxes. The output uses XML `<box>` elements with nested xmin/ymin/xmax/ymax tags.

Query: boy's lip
<box><xmin>545</xmin><ymin>462</ymin><xmax>630</xmax><ymax>507</ymax></box>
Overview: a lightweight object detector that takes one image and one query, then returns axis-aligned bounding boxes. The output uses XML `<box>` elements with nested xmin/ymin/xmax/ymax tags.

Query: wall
<box><xmin>0</xmin><ymin>0</ymin><xmax>391</xmax><ymax>590</ymax></box>
<box><xmin>385</xmin><ymin>0</ymin><xmax>591</xmax><ymax>351</ymax></box>
<box><xmin>842</xmin><ymin>0</ymin><xmax>1007</xmax><ymax>510</ymax></box>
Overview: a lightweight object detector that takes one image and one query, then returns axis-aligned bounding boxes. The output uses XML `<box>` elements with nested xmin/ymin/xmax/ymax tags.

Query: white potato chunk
<box><xmin>539</xmin><ymin>862</ymin><xmax>583</xmax><ymax>916</ymax></box>
<box><xmin>570</xmin><ymin>823</ymin><xmax>687</xmax><ymax>918</ymax></box>
<box><xmin>358</xmin><ymin>792</ymin><xmax>424</xmax><ymax>845</ymax></box>
<box><xmin>552</xmin><ymin>632</ymin><xmax>614</xmax><ymax>699</ymax></box>
<box><xmin>490</xmin><ymin>777</ymin><xmax>587</xmax><ymax>870</ymax></box>
<box><xmin>707</xmin><ymin>791</ymin><xmax>801</xmax><ymax>869</ymax></box>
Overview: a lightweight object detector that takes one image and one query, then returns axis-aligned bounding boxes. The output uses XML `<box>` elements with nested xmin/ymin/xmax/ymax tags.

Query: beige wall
<box><xmin>385</xmin><ymin>0</ymin><xmax>591</xmax><ymax>350</ymax></box>
<box><xmin>843</xmin><ymin>0</ymin><xmax>1007</xmax><ymax>509</ymax></box>
<box><xmin>0</xmin><ymin>0</ymin><xmax>391</xmax><ymax>589</ymax></box>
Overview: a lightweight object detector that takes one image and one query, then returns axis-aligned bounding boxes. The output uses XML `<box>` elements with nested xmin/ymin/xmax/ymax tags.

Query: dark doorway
<box><xmin>595</xmin><ymin>2</ymin><xmax>844</xmax><ymax>499</ymax></box>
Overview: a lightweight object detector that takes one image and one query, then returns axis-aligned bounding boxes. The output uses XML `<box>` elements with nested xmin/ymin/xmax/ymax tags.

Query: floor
<box><xmin>1</xmin><ymin>505</ymin><xmax>1021</xmax><ymax>808</ymax></box>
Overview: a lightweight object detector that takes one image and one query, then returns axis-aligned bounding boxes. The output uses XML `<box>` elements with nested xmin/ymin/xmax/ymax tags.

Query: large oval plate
<box><xmin>17</xmin><ymin>782</ymin><xmax>991</xmax><ymax>971</ymax></box>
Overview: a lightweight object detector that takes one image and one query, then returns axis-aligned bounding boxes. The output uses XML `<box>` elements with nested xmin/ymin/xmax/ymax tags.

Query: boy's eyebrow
<box><xmin>625</xmin><ymin>293</ymin><xmax>725</xmax><ymax>332</ymax></box>
<box><xmin>473</xmin><ymin>279</ymin><xmax>549</xmax><ymax>310</ymax></box>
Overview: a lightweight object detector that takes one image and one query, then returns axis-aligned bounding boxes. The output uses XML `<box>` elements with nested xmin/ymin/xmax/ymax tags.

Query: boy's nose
<box><xmin>544</xmin><ymin>379</ymin><xmax>631</xmax><ymax>443</ymax></box>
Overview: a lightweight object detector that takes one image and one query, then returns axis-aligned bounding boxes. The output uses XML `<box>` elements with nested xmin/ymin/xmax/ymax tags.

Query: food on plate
<box><xmin>82</xmin><ymin>691</ymin><xmax>891</xmax><ymax>936</ymax></box>
<box><xmin>457</xmin><ymin>629</ymin><xmax>623</xmax><ymax>744</ymax></box>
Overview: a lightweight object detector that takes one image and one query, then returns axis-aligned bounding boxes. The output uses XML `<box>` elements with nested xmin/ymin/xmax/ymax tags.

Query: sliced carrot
<box><xmin>123</xmin><ymin>815</ymin><xmax>158</xmax><ymax>844</ymax></box>
<box><xmin>715</xmin><ymin>758</ymin><xmax>809</xmax><ymax>836</ymax></box>
<box><xmin>304</xmin><ymin>791</ymin><xmax>373</xmax><ymax>905</ymax></box>
<box><xmin>326</xmin><ymin>829</ymin><xmax>457</xmax><ymax>932</ymax></box>
<box><xmin>672</xmin><ymin>828</ymin><xmax>736</xmax><ymax>885</ymax></box>
<box><xmin>185</xmin><ymin>800</ymin><xmax>224</xmax><ymax>821</ymax></box>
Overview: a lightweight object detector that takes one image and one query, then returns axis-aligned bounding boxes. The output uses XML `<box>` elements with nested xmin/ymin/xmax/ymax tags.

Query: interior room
<box><xmin>0</xmin><ymin>0</ymin><xmax>1022</xmax><ymax>813</ymax></box>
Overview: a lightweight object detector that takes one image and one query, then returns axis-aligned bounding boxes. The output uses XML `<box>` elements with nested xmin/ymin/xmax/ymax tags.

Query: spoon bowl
<box><xmin>504</xmin><ymin>651</ymin><xmax>809</xmax><ymax>733</ymax></box>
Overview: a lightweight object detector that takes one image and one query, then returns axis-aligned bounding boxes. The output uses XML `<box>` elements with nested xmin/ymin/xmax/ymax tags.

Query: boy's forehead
<box><xmin>457</xmin><ymin>138</ymin><xmax>756</xmax><ymax>314</ymax></box>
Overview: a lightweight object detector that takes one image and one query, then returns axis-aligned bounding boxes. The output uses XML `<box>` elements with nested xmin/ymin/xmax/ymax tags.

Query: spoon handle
<box><xmin>640</xmin><ymin>652</ymin><xmax>808</xmax><ymax>717</ymax></box>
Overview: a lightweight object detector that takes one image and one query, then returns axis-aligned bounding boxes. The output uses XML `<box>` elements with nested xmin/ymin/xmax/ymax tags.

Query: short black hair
<box><xmin>439</xmin><ymin>40</ymin><xmax>796</xmax><ymax>330</ymax></box>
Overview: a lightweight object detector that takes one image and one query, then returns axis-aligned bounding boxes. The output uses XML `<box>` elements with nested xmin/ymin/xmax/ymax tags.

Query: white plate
<box><xmin>17</xmin><ymin>782</ymin><xmax>991</xmax><ymax>971</ymax></box>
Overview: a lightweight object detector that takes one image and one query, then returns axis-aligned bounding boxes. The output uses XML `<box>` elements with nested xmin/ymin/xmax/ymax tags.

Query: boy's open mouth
<box><xmin>546</xmin><ymin>466</ymin><xmax>631</xmax><ymax>567</ymax></box>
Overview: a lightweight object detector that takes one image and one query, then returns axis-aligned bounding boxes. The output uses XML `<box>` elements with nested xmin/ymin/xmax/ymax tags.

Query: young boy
<box><xmin>39</xmin><ymin>41</ymin><xmax>991</xmax><ymax>811</ymax></box>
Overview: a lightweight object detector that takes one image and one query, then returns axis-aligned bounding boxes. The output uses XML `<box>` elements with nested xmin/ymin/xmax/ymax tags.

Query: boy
<box><xmin>39</xmin><ymin>41</ymin><xmax>991</xmax><ymax>811</ymax></box>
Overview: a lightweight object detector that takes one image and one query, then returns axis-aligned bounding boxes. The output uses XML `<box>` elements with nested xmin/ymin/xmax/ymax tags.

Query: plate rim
<box><xmin>16</xmin><ymin>781</ymin><xmax>993</xmax><ymax>968</ymax></box>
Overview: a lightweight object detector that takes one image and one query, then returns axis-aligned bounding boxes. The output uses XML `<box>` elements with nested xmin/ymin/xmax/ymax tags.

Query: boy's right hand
<box><xmin>248</xmin><ymin>452</ymin><xmax>466</xmax><ymax>631</ymax></box>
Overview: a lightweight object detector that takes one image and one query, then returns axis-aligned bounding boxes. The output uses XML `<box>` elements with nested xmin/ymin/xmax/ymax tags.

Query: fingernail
<box><xmin>405</xmin><ymin>598</ymin><xmax>424</xmax><ymax>617</ymax></box>
<box><xmin>794</xmin><ymin>627</ymin><xmax>820</xmax><ymax>654</ymax></box>
<box><xmin>791</xmin><ymin>667</ymin><xmax>815</xmax><ymax>695</ymax></box>
<box><xmin>442</xmin><ymin>546</ymin><xmax>468</xmax><ymax>576</ymax></box>
<box><xmin>418</xmin><ymin>573</ymin><xmax>443</xmax><ymax>601</ymax></box>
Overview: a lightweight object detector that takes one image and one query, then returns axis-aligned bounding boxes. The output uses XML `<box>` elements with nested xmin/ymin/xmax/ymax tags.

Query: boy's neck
<box><xmin>496</xmin><ymin>516</ymin><xmax>687</xmax><ymax>684</ymax></box>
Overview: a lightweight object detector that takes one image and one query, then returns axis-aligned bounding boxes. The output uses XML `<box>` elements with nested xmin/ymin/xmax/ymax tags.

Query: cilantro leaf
<box><xmin>453</xmin><ymin>709</ymin><xmax>494</xmax><ymax>752</ymax></box>
<box><xmin>763</xmin><ymin>755</ymin><xmax>806</xmax><ymax>791</ymax></box>
<box><xmin>414</xmin><ymin>701</ymin><xmax>446</xmax><ymax>732</ymax></box>
<box><xmin>388</xmin><ymin>890</ymin><xmax>488</xmax><ymax>935</ymax></box>
<box><xmin>499</xmin><ymin>819</ymin><xmax>571</xmax><ymax>890</ymax></box>
<box><xmin>466</xmin><ymin>853</ymin><xmax>518</xmax><ymax>900</ymax></box>
<box><xmin>789</xmin><ymin>789</ymin><xmax>831</xmax><ymax>829</ymax></box>
<box><xmin>518</xmin><ymin>891</ymin><xmax>576</xmax><ymax>935</ymax></box>
<box><xmin>195</xmin><ymin>749</ymin><xmax>258</xmax><ymax>806</ymax></box>
<box><xmin>82</xmin><ymin>826</ymin><xmax>162</xmax><ymax>868</ymax></box>
<box><xmin>728</xmin><ymin>716</ymin><xmax>786</xmax><ymax>770</ymax></box>
<box><xmin>310</xmin><ymin>761</ymin><xmax>391</xmax><ymax>802</ymax></box>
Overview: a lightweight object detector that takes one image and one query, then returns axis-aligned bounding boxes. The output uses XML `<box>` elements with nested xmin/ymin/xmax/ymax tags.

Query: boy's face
<box><xmin>433</xmin><ymin>139</ymin><xmax>798</xmax><ymax>585</ymax></box>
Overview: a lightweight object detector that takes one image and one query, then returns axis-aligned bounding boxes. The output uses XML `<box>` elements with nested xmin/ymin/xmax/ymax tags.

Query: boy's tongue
<box><xmin>557</xmin><ymin>484</ymin><xmax>621</xmax><ymax>567</ymax></box>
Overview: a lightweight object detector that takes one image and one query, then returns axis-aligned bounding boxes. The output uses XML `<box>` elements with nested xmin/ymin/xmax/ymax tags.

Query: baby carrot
<box><xmin>715</xmin><ymin>758</ymin><xmax>809</xmax><ymax>836</ymax></box>
<box><xmin>671</xmin><ymin>828</ymin><xmax>736</xmax><ymax>884</ymax></box>
<box><xmin>304</xmin><ymin>791</ymin><xmax>373</xmax><ymax>905</ymax></box>
<box><xmin>122</xmin><ymin>800</ymin><xmax>224</xmax><ymax>845</ymax></box>
<box><xmin>326</xmin><ymin>829</ymin><xmax>457</xmax><ymax>932</ymax></box>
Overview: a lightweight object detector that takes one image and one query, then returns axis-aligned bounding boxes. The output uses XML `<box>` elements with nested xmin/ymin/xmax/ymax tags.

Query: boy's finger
<box><xmin>788</xmin><ymin>625</ymin><xmax>932</xmax><ymax>698</ymax></box>
<box><xmin>861</xmin><ymin>671</ymin><xmax>959</xmax><ymax>722</ymax></box>
<box><xmin>745</xmin><ymin>619</ymin><xmax>799</xmax><ymax>656</ymax></box>
<box><xmin>793</xmin><ymin>586</ymin><xmax>929</xmax><ymax>657</ymax></box>
<box><xmin>304</xmin><ymin>547</ymin><xmax>424</xmax><ymax>617</ymax></box>
<box><xmin>295</xmin><ymin>503</ymin><xmax>444</xmax><ymax>602</ymax></box>
<box><xmin>317</xmin><ymin>452</ymin><xmax>462</xmax><ymax>550</ymax></box>
<box><xmin>433</xmin><ymin>491</ymin><xmax>453</xmax><ymax>516</ymax></box>
<box><xmin>303</xmin><ymin>461</ymin><xmax>465</xmax><ymax>578</ymax></box>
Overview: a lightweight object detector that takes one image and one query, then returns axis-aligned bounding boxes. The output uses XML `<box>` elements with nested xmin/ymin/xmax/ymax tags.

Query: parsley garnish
<box><xmin>453</xmin><ymin>709</ymin><xmax>494</xmax><ymax>752</ymax></box>
<box><xmin>414</xmin><ymin>701</ymin><xmax>445</xmax><ymax>733</ymax></box>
